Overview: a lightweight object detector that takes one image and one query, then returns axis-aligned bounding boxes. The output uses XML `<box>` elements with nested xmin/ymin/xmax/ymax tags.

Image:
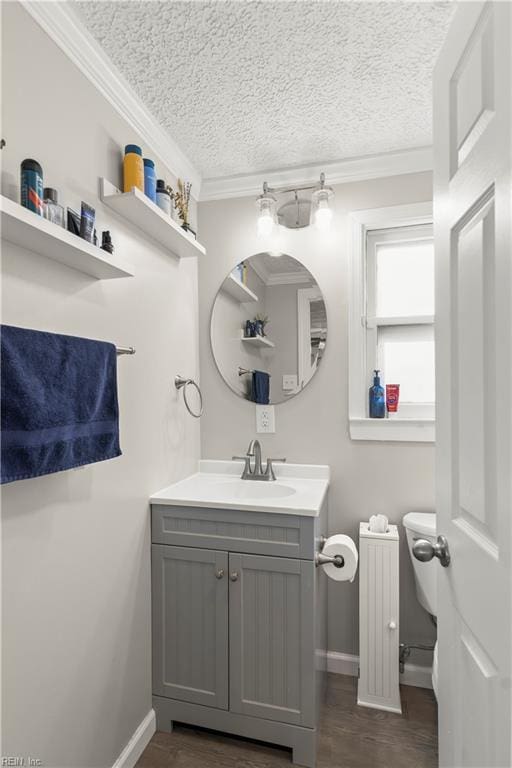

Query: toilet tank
<box><xmin>402</xmin><ymin>512</ymin><xmax>437</xmax><ymax>617</ymax></box>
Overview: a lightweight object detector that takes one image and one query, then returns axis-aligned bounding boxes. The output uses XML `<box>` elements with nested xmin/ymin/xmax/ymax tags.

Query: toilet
<box><xmin>402</xmin><ymin>512</ymin><xmax>438</xmax><ymax>697</ymax></box>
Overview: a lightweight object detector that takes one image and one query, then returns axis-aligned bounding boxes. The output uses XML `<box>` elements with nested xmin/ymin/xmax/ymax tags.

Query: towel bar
<box><xmin>238</xmin><ymin>366</ymin><xmax>271</xmax><ymax>377</ymax></box>
<box><xmin>116</xmin><ymin>346</ymin><xmax>135</xmax><ymax>355</ymax></box>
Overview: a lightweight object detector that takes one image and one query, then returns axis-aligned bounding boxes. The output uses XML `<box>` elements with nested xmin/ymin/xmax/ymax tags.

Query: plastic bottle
<box><xmin>20</xmin><ymin>159</ymin><xmax>43</xmax><ymax>215</ymax></box>
<box><xmin>101</xmin><ymin>230</ymin><xmax>114</xmax><ymax>254</ymax></box>
<box><xmin>155</xmin><ymin>179</ymin><xmax>171</xmax><ymax>215</ymax></box>
<box><xmin>123</xmin><ymin>144</ymin><xmax>144</xmax><ymax>193</ymax></box>
<box><xmin>43</xmin><ymin>188</ymin><xmax>64</xmax><ymax>227</ymax></box>
<box><xmin>143</xmin><ymin>158</ymin><xmax>156</xmax><ymax>203</ymax></box>
<box><xmin>369</xmin><ymin>369</ymin><xmax>385</xmax><ymax>418</ymax></box>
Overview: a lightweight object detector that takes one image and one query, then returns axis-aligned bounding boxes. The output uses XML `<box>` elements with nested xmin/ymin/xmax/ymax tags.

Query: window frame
<box><xmin>348</xmin><ymin>202</ymin><xmax>435</xmax><ymax>443</ymax></box>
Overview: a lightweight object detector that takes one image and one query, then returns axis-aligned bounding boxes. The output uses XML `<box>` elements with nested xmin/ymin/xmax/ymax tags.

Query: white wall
<box><xmin>211</xmin><ymin>265</ymin><xmax>266</xmax><ymax>399</ymax></box>
<box><xmin>198</xmin><ymin>173</ymin><xmax>437</xmax><ymax>660</ymax></box>
<box><xmin>264</xmin><ymin>281</ymin><xmax>310</xmax><ymax>396</ymax></box>
<box><xmin>1</xmin><ymin>4</ymin><xmax>200</xmax><ymax>766</ymax></box>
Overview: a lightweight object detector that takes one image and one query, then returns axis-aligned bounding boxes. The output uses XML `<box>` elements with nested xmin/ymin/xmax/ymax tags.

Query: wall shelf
<box><xmin>100</xmin><ymin>178</ymin><xmax>206</xmax><ymax>259</ymax></box>
<box><xmin>0</xmin><ymin>195</ymin><xmax>134</xmax><ymax>279</ymax></box>
<box><xmin>222</xmin><ymin>275</ymin><xmax>258</xmax><ymax>303</ymax></box>
<box><xmin>241</xmin><ymin>335</ymin><xmax>275</xmax><ymax>349</ymax></box>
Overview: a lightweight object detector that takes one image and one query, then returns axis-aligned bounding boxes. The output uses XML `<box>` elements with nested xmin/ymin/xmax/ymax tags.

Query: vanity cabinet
<box><xmin>152</xmin><ymin>545</ymin><xmax>229</xmax><ymax>709</ymax></box>
<box><xmin>229</xmin><ymin>553</ymin><xmax>315</xmax><ymax>727</ymax></box>
<box><xmin>151</xmin><ymin>502</ymin><xmax>327</xmax><ymax>768</ymax></box>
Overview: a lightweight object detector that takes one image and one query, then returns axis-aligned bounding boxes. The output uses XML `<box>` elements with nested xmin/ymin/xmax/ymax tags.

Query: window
<box><xmin>349</xmin><ymin>203</ymin><xmax>435</xmax><ymax>442</ymax></box>
<box><xmin>366</xmin><ymin>225</ymin><xmax>435</xmax><ymax>419</ymax></box>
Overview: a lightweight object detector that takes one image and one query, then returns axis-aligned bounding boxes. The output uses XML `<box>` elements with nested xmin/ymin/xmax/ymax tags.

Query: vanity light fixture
<box><xmin>256</xmin><ymin>173</ymin><xmax>334</xmax><ymax>233</ymax></box>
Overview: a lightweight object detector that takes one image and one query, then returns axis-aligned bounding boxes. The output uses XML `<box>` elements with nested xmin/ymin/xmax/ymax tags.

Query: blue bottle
<box><xmin>143</xmin><ymin>158</ymin><xmax>157</xmax><ymax>203</ymax></box>
<box><xmin>369</xmin><ymin>369</ymin><xmax>385</xmax><ymax>418</ymax></box>
<box><xmin>20</xmin><ymin>159</ymin><xmax>43</xmax><ymax>215</ymax></box>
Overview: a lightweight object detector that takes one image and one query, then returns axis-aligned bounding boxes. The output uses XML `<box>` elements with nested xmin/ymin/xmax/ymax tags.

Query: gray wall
<box><xmin>198</xmin><ymin>174</ymin><xmax>437</xmax><ymax>660</ymax></box>
<box><xmin>1</xmin><ymin>4</ymin><xmax>199</xmax><ymax>766</ymax></box>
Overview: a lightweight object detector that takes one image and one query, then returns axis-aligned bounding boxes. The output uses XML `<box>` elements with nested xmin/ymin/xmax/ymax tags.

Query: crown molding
<box><xmin>21</xmin><ymin>0</ymin><xmax>432</xmax><ymax>206</ymax></box>
<box><xmin>199</xmin><ymin>146</ymin><xmax>433</xmax><ymax>202</ymax></box>
<box><xmin>249</xmin><ymin>258</ymin><xmax>312</xmax><ymax>287</ymax></box>
<box><xmin>21</xmin><ymin>0</ymin><xmax>202</xmax><ymax>199</ymax></box>
<box><xmin>266</xmin><ymin>271</ymin><xmax>313</xmax><ymax>286</ymax></box>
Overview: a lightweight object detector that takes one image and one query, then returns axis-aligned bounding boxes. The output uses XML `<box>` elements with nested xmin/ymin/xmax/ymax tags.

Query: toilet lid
<box><xmin>402</xmin><ymin>512</ymin><xmax>436</xmax><ymax>536</ymax></box>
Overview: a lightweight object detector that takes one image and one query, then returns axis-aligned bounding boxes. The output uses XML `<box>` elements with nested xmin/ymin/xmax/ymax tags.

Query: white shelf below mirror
<box><xmin>0</xmin><ymin>195</ymin><xmax>134</xmax><ymax>280</ymax></box>
<box><xmin>240</xmin><ymin>334</ymin><xmax>275</xmax><ymax>349</ymax></box>
<box><xmin>100</xmin><ymin>178</ymin><xmax>206</xmax><ymax>259</ymax></box>
<box><xmin>222</xmin><ymin>275</ymin><xmax>258</xmax><ymax>303</ymax></box>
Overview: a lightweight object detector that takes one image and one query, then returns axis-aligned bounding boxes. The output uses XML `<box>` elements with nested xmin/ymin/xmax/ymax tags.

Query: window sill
<box><xmin>349</xmin><ymin>418</ymin><xmax>435</xmax><ymax>443</ymax></box>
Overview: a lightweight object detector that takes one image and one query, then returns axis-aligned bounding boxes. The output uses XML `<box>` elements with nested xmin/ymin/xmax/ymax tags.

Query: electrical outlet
<box><xmin>282</xmin><ymin>374</ymin><xmax>298</xmax><ymax>391</ymax></box>
<box><xmin>256</xmin><ymin>404</ymin><xmax>275</xmax><ymax>433</ymax></box>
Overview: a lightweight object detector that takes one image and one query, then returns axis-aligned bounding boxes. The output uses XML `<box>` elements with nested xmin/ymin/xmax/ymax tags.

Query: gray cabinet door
<box><xmin>229</xmin><ymin>553</ymin><xmax>315</xmax><ymax>727</ymax></box>
<box><xmin>152</xmin><ymin>544</ymin><xmax>229</xmax><ymax>709</ymax></box>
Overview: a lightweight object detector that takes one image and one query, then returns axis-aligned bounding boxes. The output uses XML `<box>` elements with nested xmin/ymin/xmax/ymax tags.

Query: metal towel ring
<box><xmin>175</xmin><ymin>375</ymin><xmax>203</xmax><ymax>418</ymax></box>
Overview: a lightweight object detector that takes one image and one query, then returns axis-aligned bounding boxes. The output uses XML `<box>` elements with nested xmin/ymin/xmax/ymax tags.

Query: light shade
<box><xmin>256</xmin><ymin>192</ymin><xmax>276</xmax><ymax>238</ymax></box>
<box><xmin>310</xmin><ymin>184</ymin><xmax>334</xmax><ymax>232</ymax></box>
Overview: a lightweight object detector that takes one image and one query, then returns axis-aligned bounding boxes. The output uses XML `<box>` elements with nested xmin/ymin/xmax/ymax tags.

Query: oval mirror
<box><xmin>211</xmin><ymin>253</ymin><xmax>327</xmax><ymax>404</ymax></box>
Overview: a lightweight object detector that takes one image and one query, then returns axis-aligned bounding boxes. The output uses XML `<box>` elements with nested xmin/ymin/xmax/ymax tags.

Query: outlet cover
<box><xmin>282</xmin><ymin>374</ymin><xmax>298</xmax><ymax>391</ymax></box>
<box><xmin>256</xmin><ymin>404</ymin><xmax>275</xmax><ymax>433</ymax></box>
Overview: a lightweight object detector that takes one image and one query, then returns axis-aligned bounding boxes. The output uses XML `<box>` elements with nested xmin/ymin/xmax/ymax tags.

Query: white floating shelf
<box><xmin>222</xmin><ymin>275</ymin><xmax>258</xmax><ymax>303</ymax></box>
<box><xmin>241</xmin><ymin>334</ymin><xmax>275</xmax><ymax>349</ymax></box>
<box><xmin>100</xmin><ymin>178</ymin><xmax>206</xmax><ymax>259</ymax></box>
<box><xmin>0</xmin><ymin>195</ymin><xmax>134</xmax><ymax>280</ymax></box>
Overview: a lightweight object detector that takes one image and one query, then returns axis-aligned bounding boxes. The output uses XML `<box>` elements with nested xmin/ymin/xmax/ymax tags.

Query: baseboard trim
<box><xmin>399</xmin><ymin>662</ymin><xmax>434</xmax><ymax>690</ymax></box>
<box><xmin>325</xmin><ymin>651</ymin><xmax>433</xmax><ymax>690</ymax></box>
<box><xmin>112</xmin><ymin>709</ymin><xmax>156</xmax><ymax>768</ymax></box>
<box><xmin>326</xmin><ymin>651</ymin><xmax>360</xmax><ymax>677</ymax></box>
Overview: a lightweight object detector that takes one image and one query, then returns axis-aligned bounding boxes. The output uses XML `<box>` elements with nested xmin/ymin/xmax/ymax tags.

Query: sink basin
<box><xmin>150</xmin><ymin>460</ymin><xmax>330</xmax><ymax>516</ymax></box>
<box><xmin>213</xmin><ymin>480</ymin><xmax>296</xmax><ymax>499</ymax></box>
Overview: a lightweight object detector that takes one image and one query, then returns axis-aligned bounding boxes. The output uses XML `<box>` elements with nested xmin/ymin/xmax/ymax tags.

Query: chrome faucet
<box><xmin>247</xmin><ymin>439</ymin><xmax>263</xmax><ymax>476</ymax></box>
<box><xmin>233</xmin><ymin>439</ymin><xmax>286</xmax><ymax>481</ymax></box>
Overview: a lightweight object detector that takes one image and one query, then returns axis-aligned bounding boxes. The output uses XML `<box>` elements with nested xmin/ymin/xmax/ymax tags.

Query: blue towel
<box><xmin>1</xmin><ymin>325</ymin><xmax>121</xmax><ymax>484</ymax></box>
<box><xmin>251</xmin><ymin>370</ymin><xmax>270</xmax><ymax>405</ymax></box>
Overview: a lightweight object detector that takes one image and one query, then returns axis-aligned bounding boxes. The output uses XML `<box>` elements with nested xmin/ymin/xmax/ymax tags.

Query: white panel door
<box><xmin>434</xmin><ymin>3</ymin><xmax>511</xmax><ymax>767</ymax></box>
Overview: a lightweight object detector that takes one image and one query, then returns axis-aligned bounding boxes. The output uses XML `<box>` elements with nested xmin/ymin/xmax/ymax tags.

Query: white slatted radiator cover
<box><xmin>357</xmin><ymin>522</ymin><xmax>401</xmax><ymax>713</ymax></box>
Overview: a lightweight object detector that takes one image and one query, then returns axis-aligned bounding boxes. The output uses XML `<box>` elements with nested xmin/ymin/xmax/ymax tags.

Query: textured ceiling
<box><xmin>74</xmin><ymin>1</ymin><xmax>454</xmax><ymax>180</ymax></box>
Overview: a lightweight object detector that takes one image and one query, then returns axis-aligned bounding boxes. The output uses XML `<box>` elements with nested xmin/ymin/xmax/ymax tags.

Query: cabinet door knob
<box><xmin>215</xmin><ymin>569</ymin><xmax>225</xmax><ymax>579</ymax></box>
<box><xmin>388</xmin><ymin>620</ymin><xmax>397</xmax><ymax>630</ymax></box>
<box><xmin>229</xmin><ymin>571</ymin><xmax>239</xmax><ymax>582</ymax></box>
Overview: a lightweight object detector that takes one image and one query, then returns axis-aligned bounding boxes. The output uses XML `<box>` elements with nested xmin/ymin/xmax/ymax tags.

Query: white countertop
<box><xmin>150</xmin><ymin>460</ymin><xmax>330</xmax><ymax>517</ymax></box>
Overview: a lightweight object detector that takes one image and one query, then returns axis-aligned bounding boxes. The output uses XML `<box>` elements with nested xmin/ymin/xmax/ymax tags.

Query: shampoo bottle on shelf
<box><xmin>155</xmin><ymin>179</ymin><xmax>171</xmax><ymax>215</ymax></box>
<box><xmin>123</xmin><ymin>144</ymin><xmax>144</xmax><ymax>193</ymax></box>
<box><xmin>369</xmin><ymin>369</ymin><xmax>385</xmax><ymax>418</ymax></box>
<box><xmin>143</xmin><ymin>158</ymin><xmax>156</xmax><ymax>202</ymax></box>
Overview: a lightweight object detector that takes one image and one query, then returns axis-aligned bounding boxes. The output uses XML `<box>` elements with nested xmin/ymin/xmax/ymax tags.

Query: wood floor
<box><xmin>135</xmin><ymin>675</ymin><xmax>438</xmax><ymax>768</ymax></box>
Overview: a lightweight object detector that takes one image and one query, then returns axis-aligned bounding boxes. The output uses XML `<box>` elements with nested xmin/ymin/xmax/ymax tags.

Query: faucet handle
<box><xmin>265</xmin><ymin>457</ymin><xmax>286</xmax><ymax>481</ymax></box>
<box><xmin>232</xmin><ymin>455</ymin><xmax>252</xmax><ymax>478</ymax></box>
